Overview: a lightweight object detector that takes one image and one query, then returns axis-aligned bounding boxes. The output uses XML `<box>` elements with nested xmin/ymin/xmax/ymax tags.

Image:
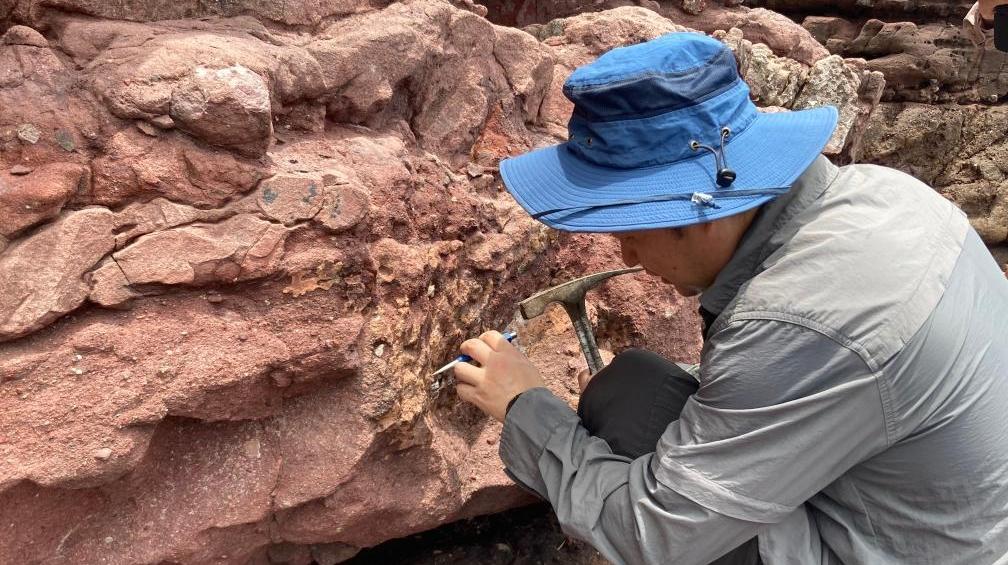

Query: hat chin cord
<box><xmin>689</xmin><ymin>126</ymin><xmax>737</xmax><ymax>189</ymax></box>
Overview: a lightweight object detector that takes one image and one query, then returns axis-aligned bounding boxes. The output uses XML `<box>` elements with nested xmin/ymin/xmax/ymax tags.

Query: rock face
<box><xmin>0</xmin><ymin>1</ymin><xmax>1005</xmax><ymax>564</ymax></box>
<box><xmin>0</xmin><ymin>3</ymin><xmax>706</xmax><ymax>564</ymax></box>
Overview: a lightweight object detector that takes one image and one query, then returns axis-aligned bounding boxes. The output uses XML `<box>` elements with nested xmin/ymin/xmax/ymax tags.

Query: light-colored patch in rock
<box><xmin>681</xmin><ymin>0</ymin><xmax>706</xmax><ymax>15</ymax></box>
<box><xmin>743</xmin><ymin>41</ymin><xmax>807</xmax><ymax>107</ymax></box>
<box><xmin>794</xmin><ymin>55</ymin><xmax>861</xmax><ymax>155</ymax></box>
<box><xmin>1</xmin><ymin>25</ymin><xmax>47</xmax><ymax>47</ymax></box>
<box><xmin>86</xmin><ymin>256</ymin><xmax>138</xmax><ymax>307</ymax></box>
<box><xmin>112</xmin><ymin>214</ymin><xmax>288</xmax><ymax>287</ymax></box>
<box><xmin>0</xmin><ymin>208</ymin><xmax>116</xmax><ymax>342</ymax></box>
<box><xmin>169</xmin><ymin>65</ymin><xmax>273</xmax><ymax>157</ymax></box>
<box><xmin>861</xmin><ymin>102</ymin><xmax>1008</xmax><ymax>245</ymax></box>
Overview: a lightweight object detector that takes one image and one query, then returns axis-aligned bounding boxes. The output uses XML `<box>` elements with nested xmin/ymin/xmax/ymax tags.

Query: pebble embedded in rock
<box><xmin>16</xmin><ymin>124</ymin><xmax>40</xmax><ymax>144</ymax></box>
<box><xmin>10</xmin><ymin>165</ymin><xmax>32</xmax><ymax>175</ymax></box>
<box><xmin>465</xmin><ymin>163</ymin><xmax>484</xmax><ymax>178</ymax></box>
<box><xmin>136</xmin><ymin>121</ymin><xmax>161</xmax><ymax>137</ymax></box>
<box><xmin>681</xmin><ymin>0</ymin><xmax>706</xmax><ymax>14</ymax></box>
<box><xmin>373</xmin><ymin>343</ymin><xmax>385</xmax><ymax>358</ymax></box>
<box><xmin>243</xmin><ymin>439</ymin><xmax>261</xmax><ymax>459</ymax></box>
<box><xmin>2</xmin><ymin>25</ymin><xmax>48</xmax><ymax>47</ymax></box>
<box><xmin>94</xmin><ymin>448</ymin><xmax>113</xmax><ymax>460</ymax></box>
<box><xmin>150</xmin><ymin>115</ymin><xmax>175</xmax><ymax>129</ymax></box>
<box><xmin>55</xmin><ymin>129</ymin><xmax>75</xmax><ymax>152</ymax></box>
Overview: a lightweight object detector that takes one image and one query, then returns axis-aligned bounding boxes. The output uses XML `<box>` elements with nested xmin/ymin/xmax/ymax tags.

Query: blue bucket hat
<box><xmin>499</xmin><ymin>32</ymin><xmax>838</xmax><ymax>232</ymax></box>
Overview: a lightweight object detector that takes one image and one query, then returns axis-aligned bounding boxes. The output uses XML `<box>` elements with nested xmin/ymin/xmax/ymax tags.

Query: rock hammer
<box><xmin>518</xmin><ymin>267</ymin><xmax>643</xmax><ymax>375</ymax></box>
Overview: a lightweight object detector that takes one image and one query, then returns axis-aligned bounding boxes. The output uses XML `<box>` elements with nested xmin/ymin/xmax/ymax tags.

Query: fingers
<box><xmin>456</xmin><ymin>381</ymin><xmax>477</xmax><ymax>404</ymax></box>
<box><xmin>452</xmin><ymin>361</ymin><xmax>482</xmax><ymax>387</ymax></box>
<box><xmin>460</xmin><ymin>337</ymin><xmax>494</xmax><ymax>364</ymax></box>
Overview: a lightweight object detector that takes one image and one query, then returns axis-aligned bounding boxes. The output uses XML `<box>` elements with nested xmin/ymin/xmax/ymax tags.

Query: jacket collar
<box><xmin>699</xmin><ymin>155</ymin><xmax>841</xmax><ymax>319</ymax></box>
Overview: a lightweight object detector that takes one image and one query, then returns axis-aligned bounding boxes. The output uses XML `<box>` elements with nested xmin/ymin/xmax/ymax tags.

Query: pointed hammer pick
<box><xmin>518</xmin><ymin>267</ymin><xmax>643</xmax><ymax>375</ymax></box>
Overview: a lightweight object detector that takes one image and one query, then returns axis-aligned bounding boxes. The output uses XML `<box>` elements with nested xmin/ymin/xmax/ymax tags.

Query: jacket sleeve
<box><xmin>499</xmin><ymin>319</ymin><xmax>890</xmax><ymax>565</ymax></box>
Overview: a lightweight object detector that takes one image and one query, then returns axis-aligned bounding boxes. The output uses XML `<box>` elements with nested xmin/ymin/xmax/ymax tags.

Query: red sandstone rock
<box><xmin>88</xmin><ymin>128</ymin><xmax>266</xmax><ymax>208</ymax></box>
<box><xmin>0</xmin><ymin>208</ymin><xmax>117</xmax><ymax>341</ymax></box>
<box><xmin>510</xmin><ymin>1</ymin><xmax>829</xmax><ymax>64</ymax></box>
<box><xmin>0</xmin><ymin>3</ymin><xmax>623</xmax><ymax>560</ymax></box>
<box><xmin>676</xmin><ymin>5</ymin><xmax>829</xmax><ymax>65</ymax></box>
<box><xmin>170</xmin><ymin>65</ymin><xmax>274</xmax><ymax>157</ymax></box>
<box><xmin>0</xmin><ymin>162</ymin><xmax>87</xmax><ymax>237</ymax></box>
<box><xmin>6</xmin><ymin>0</ymin><xmax>386</xmax><ymax>26</ymax></box>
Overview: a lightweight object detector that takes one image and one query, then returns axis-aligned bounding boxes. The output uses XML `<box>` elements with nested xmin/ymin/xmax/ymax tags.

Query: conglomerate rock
<box><xmin>2</xmin><ymin>0</ymin><xmax>390</xmax><ymax>26</ymax></box>
<box><xmin>1</xmin><ymin>1</ymin><xmax>1006</xmax><ymax>563</ymax></box>
<box><xmin>0</xmin><ymin>3</ymin><xmax>707</xmax><ymax>563</ymax></box>
<box><xmin>861</xmin><ymin>102</ymin><xmax>1008</xmax><ymax>247</ymax></box>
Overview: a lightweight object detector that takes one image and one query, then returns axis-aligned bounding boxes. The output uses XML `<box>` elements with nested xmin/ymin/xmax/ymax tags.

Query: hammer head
<box><xmin>518</xmin><ymin>267</ymin><xmax>643</xmax><ymax>320</ymax></box>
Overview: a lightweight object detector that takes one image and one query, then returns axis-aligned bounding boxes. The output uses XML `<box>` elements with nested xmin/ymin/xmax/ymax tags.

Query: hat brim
<box><xmin>500</xmin><ymin>106</ymin><xmax>839</xmax><ymax>232</ymax></box>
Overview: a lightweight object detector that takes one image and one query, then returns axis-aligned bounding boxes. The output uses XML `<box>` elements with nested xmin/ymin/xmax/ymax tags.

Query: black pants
<box><xmin>577</xmin><ymin>349</ymin><xmax>761</xmax><ymax>565</ymax></box>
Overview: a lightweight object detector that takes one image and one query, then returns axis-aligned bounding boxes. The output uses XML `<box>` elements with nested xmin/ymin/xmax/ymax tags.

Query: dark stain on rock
<box><xmin>55</xmin><ymin>129</ymin><xmax>75</xmax><ymax>152</ymax></box>
<box><xmin>303</xmin><ymin>182</ymin><xmax>318</xmax><ymax>204</ymax></box>
<box><xmin>262</xmin><ymin>184</ymin><xmax>278</xmax><ymax>204</ymax></box>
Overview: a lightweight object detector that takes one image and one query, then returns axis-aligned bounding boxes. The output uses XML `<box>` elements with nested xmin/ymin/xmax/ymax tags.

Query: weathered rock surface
<box><xmin>1</xmin><ymin>1</ymin><xmax>1005</xmax><ymax>563</ymax></box>
<box><xmin>3</xmin><ymin>0</ymin><xmax>389</xmax><ymax>26</ymax></box>
<box><xmin>744</xmin><ymin>0</ymin><xmax>975</xmax><ymax>19</ymax></box>
<box><xmin>0</xmin><ymin>161</ymin><xmax>87</xmax><ymax>237</ymax></box>
<box><xmin>0</xmin><ymin>4</ymin><xmax>703</xmax><ymax>563</ymax></box>
<box><xmin>860</xmin><ymin>102</ymin><xmax>1008</xmax><ymax>246</ymax></box>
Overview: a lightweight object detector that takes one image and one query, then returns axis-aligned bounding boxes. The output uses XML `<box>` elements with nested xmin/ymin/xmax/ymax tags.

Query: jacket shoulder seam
<box><xmin>717</xmin><ymin>311</ymin><xmax>895</xmax><ymax>446</ymax></box>
<box><xmin>717</xmin><ymin>310</ymin><xmax>899</xmax><ymax>447</ymax></box>
<box><xmin>721</xmin><ymin>310</ymin><xmax>878</xmax><ymax>371</ymax></box>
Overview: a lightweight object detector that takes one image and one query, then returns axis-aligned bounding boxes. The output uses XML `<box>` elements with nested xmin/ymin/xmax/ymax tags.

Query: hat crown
<box><xmin>565</xmin><ymin>32</ymin><xmax>729</xmax><ymax>93</ymax></box>
<box><xmin>561</xmin><ymin>32</ymin><xmax>757</xmax><ymax>169</ymax></box>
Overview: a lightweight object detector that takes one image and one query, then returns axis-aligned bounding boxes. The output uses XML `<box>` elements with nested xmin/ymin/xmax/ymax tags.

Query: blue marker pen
<box><xmin>430</xmin><ymin>330</ymin><xmax>518</xmax><ymax>377</ymax></box>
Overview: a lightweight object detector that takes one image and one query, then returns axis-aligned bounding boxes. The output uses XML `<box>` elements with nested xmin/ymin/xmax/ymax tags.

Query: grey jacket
<box><xmin>500</xmin><ymin>156</ymin><xmax>1008</xmax><ymax>564</ymax></box>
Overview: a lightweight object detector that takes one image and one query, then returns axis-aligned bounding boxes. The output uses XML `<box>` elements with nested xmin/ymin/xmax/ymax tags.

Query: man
<box><xmin>452</xmin><ymin>32</ymin><xmax>1008</xmax><ymax>564</ymax></box>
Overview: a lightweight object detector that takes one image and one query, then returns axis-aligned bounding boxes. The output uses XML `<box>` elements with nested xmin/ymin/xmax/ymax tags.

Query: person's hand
<box><xmin>454</xmin><ymin>330</ymin><xmax>545</xmax><ymax>422</ymax></box>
